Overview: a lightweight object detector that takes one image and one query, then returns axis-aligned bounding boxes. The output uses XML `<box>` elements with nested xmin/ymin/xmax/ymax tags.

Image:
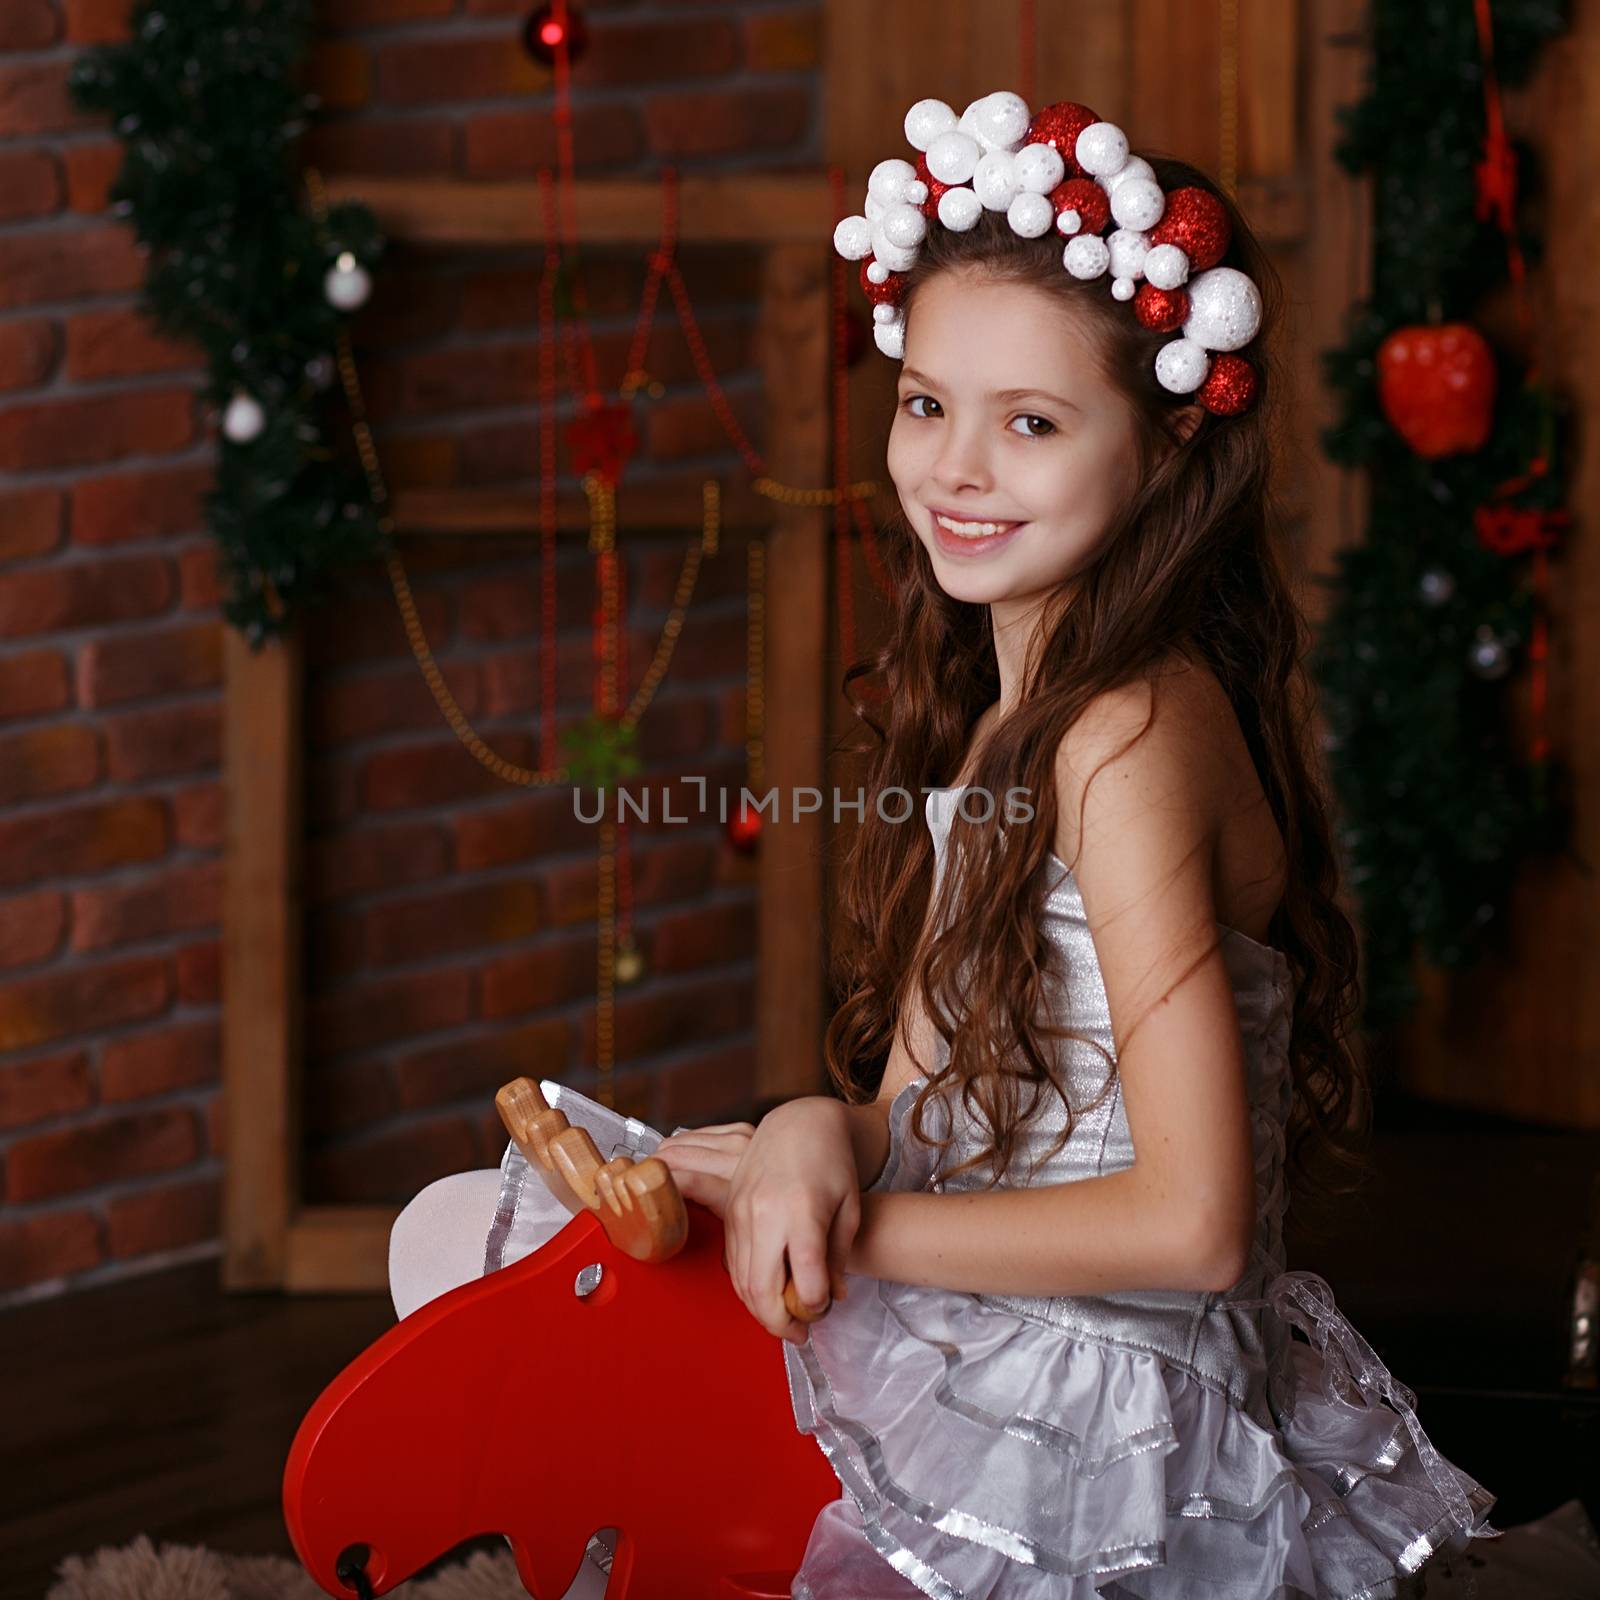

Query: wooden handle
<box><xmin>496</xmin><ymin>1077</ymin><xmax>844</xmax><ymax>1320</ymax></box>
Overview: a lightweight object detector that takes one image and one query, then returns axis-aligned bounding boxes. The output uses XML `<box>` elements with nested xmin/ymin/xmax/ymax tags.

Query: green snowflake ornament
<box><xmin>560</xmin><ymin>713</ymin><xmax>639</xmax><ymax>790</ymax></box>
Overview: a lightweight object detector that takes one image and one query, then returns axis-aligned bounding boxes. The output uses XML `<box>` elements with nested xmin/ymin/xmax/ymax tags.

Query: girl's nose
<box><xmin>931</xmin><ymin>427</ymin><xmax>994</xmax><ymax>494</ymax></box>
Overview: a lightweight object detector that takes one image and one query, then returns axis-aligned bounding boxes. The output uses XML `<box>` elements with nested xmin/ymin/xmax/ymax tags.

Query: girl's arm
<box><xmin>842</xmin><ymin>674</ymin><xmax>1259</xmax><ymax>1300</ymax></box>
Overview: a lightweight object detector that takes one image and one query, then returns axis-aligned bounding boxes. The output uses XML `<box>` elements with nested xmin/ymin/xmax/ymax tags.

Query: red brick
<box><xmin>0</xmin><ymin>552</ymin><xmax>173</xmax><ymax>637</ymax></box>
<box><xmin>307</xmin><ymin>758</ymin><xmax>360</xmax><ymax>832</ymax></box>
<box><xmin>481</xmin><ymin>930</ymin><xmax>596</xmax><ymax>1019</ymax></box>
<box><xmin>204</xmin><ymin>1089</ymin><xmax>225</xmax><ymax>1155</ymax></box>
<box><xmin>0</xmin><ymin>953</ymin><xmax>170</xmax><ymax>1052</ymax></box>
<box><xmin>394</xmin><ymin>1015</ymin><xmax>570</xmax><ymax>1111</ymax></box>
<box><xmin>306</xmin><ymin>820</ymin><xmax>451</xmax><ymax>904</ymax></box>
<box><xmin>0</xmin><ymin>1210</ymin><xmax>101</xmax><ymax>1290</ymax></box>
<box><xmin>567</xmin><ymin>18</ymin><xmax>739</xmax><ymax>87</ymax></box>
<box><xmin>77</xmin><ymin>621</ymin><xmax>222</xmax><ymax>707</ymax></box>
<box><xmin>645</xmin><ymin>85</ymin><xmax>811</xmax><ymax>159</ymax></box>
<box><xmin>70</xmin><ymin>859</ymin><xmax>222</xmax><ymax>952</ymax></box>
<box><xmin>578</xmin><ymin>972</ymin><xmax>752</xmax><ymax>1068</ymax></box>
<box><xmin>101</xmin><ymin>1020</ymin><xmax>220</xmax><ymax>1102</ymax></box>
<box><xmin>0</xmin><ymin>648</ymin><xmax>70</xmax><ymax>720</ymax></box>
<box><xmin>106</xmin><ymin>1175</ymin><xmax>220</xmax><ymax>1260</ymax></box>
<box><xmin>0</xmin><ymin>222</ymin><xmax>143</xmax><ymax>309</ymax></box>
<box><xmin>0</xmin><ymin>1048</ymin><xmax>90</xmax><ymax>1129</ymax></box>
<box><xmin>0</xmin><ymin>1</ymin><xmax>59</xmax><ymax>49</ymax></box>
<box><xmin>360</xmin><ymin>733</ymin><xmax>536</xmax><ymax>812</ymax></box>
<box><xmin>302</xmin><ymin>587</ymin><xmax>450</xmax><ymax>668</ymax></box>
<box><xmin>0</xmin><ymin>485</ymin><xmax>64</xmax><ymax>562</ymax></box>
<box><xmin>300</xmin><ymin>117</ymin><xmax>454</xmax><ymax>177</ymax></box>
<box><xmin>172</xmin><ymin>782</ymin><xmax>223</xmax><ymax>850</ymax></box>
<box><xmin>379</xmin><ymin>432</ymin><xmax>459</xmax><ymax>490</ymax></box>
<box><xmin>174</xmin><ymin>940</ymin><xmax>219</xmax><ymax>1005</ymax></box>
<box><xmin>62</xmin><ymin>0</ymin><xmax>133</xmax><ymax>45</ymax></box>
<box><xmin>61</xmin><ymin>140</ymin><xmax>119</xmax><ymax>213</ymax></box>
<box><xmin>0</xmin><ymin>795</ymin><xmax>167</xmax><ymax>889</ymax></box>
<box><xmin>366</xmin><ymin>878</ymin><xmax>543</xmax><ymax>967</ymax></box>
<box><xmin>0</xmin><ymin>888</ymin><xmax>66</xmax><ymax>968</ymax></box>
<box><xmin>455</xmin><ymin>791</ymin><xmax>593</xmax><ymax>871</ymax></box>
<box><xmin>463</xmin><ymin>103</ymin><xmax>646</xmax><ymax>177</ymax></box>
<box><xmin>72</xmin><ymin>464</ymin><xmax>210</xmax><ymax>547</ymax></box>
<box><xmin>307</xmin><ymin>658</ymin><xmax>479</xmax><ymax>747</ymax></box>
<box><xmin>321</xmin><ymin>0</ymin><xmax>453</xmax><ymax>28</ymax></box>
<box><xmin>305</xmin><ymin>1058</ymin><xmax>397</xmax><ymax>1136</ymax></box>
<box><xmin>5</xmin><ymin>1104</ymin><xmax>198</xmax><ymax>1203</ymax></box>
<box><xmin>742</xmin><ymin>9</ymin><xmax>822</xmax><ymax>71</ymax></box>
<box><xmin>304</xmin><ymin>1116</ymin><xmax>478</xmax><ymax>1206</ymax></box>
<box><xmin>176</xmin><ymin>543</ymin><xmax>221</xmax><ymax>610</ymax></box>
<box><xmin>656</xmin><ymin>1037</ymin><xmax>758</xmax><ymax>1126</ymax></box>
<box><xmin>647</xmin><ymin>899</ymin><xmax>756</xmax><ymax>975</ymax></box>
<box><xmin>103</xmin><ymin>701</ymin><xmax>220</xmax><ymax>781</ymax></box>
<box><xmin>0</xmin><ymin>317</ymin><xmax>56</xmax><ymax>391</ymax></box>
<box><xmin>308</xmin><ymin>967</ymin><xmax>472</xmax><ymax>1058</ymax></box>
<box><xmin>64</xmin><ymin>307</ymin><xmax>202</xmax><ymax>383</ymax></box>
<box><xmin>645</xmin><ymin>383</ymin><xmax>764</xmax><ymax>459</ymax></box>
<box><xmin>0</xmin><ymin>387</ymin><xmax>194</xmax><ymax>472</ymax></box>
<box><xmin>305</xmin><ymin>906</ymin><xmax>365</xmax><ymax>981</ymax></box>
<box><xmin>0</xmin><ymin>59</ymin><xmax>96</xmax><ymax>138</ymax></box>
<box><xmin>306</xmin><ymin>40</ymin><xmax>372</xmax><ymax>112</ymax></box>
<box><xmin>376</xmin><ymin>36</ymin><xmax>547</xmax><ymax>103</ymax></box>
<box><xmin>0</xmin><ymin>723</ymin><xmax>98</xmax><ymax>804</ymax></box>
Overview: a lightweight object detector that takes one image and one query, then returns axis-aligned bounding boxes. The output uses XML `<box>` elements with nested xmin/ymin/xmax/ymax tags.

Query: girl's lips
<box><xmin>930</xmin><ymin>513</ymin><xmax>1027</xmax><ymax>556</ymax></box>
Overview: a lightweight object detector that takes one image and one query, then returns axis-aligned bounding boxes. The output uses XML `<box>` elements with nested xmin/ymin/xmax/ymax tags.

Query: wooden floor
<box><xmin>8</xmin><ymin>1093</ymin><xmax>1600</xmax><ymax>1600</ymax></box>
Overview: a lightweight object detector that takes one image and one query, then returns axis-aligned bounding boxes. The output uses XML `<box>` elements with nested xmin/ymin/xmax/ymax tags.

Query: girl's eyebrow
<box><xmin>898</xmin><ymin>367</ymin><xmax>1080</xmax><ymax>414</ymax></box>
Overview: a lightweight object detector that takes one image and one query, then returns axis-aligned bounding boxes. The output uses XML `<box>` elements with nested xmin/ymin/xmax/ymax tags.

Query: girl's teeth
<box><xmin>937</xmin><ymin>515</ymin><xmax>1016</xmax><ymax>537</ymax></box>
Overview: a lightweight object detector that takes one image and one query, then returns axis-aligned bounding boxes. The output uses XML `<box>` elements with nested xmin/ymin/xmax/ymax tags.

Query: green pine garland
<box><xmin>68</xmin><ymin>0</ymin><xmax>390</xmax><ymax>646</ymax></box>
<box><xmin>1313</xmin><ymin>0</ymin><xmax>1571</xmax><ymax>1030</ymax></box>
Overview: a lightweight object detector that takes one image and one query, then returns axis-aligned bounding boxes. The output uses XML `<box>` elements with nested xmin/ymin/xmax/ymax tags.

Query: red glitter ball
<box><xmin>1134</xmin><ymin>282</ymin><xmax>1189</xmax><ymax>333</ymax></box>
<box><xmin>1149</xmin><ymin>187</ymin><xmax>1232</xmax><ymax>271</ymax></box>
<box><xmin>859</xmin><ymin>259</ymin><xmax>906</xmax><ymax>306</ymax></box>
<box><xmin>1197</xmin><ymin>353</ymin><xmax>1258</xmax><ymax>415</ymax></box>
<box><xmin>1047</xmin><ymin>177</ymin><xmax>1110</xmax><ymax>236</ymax></box>
<box><xmin>914</xmin><ymin>152</ymin><xmax>952</xmax><ymax>219</ymax></box>
<box><xmin>1024</xmin><ymin>102</ymin><xmax>1100</xmax><ymax>177</ymax></box>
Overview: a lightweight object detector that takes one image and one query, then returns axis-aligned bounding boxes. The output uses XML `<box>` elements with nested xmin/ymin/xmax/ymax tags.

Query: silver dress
<box><xmin>782</xmin><ymin>785</ymin><xmax>1500</xmax><ymax>1600</ymax></box>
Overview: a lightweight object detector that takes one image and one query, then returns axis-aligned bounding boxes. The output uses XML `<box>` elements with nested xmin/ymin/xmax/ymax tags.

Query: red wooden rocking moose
<box><xmin>282</xmin><ymin>1077</ymin><xmax>847</xmax><ymax>1598</ymax></box>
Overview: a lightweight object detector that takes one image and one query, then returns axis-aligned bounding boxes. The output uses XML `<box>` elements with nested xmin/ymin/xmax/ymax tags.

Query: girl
<box><xmin>651</xmin><ymin>94</ymin><xmax>1502</xmax><ymax>1597</ymax></box>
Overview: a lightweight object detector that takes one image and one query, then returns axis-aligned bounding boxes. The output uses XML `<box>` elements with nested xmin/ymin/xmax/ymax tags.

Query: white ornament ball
<box><xmin>305</xmin><ymin>353</ymin><xmax>335</xmax><ymax>390</ymax></box>
<box><xmin>1182</xmin><ymin>266</ymin><xmax>1263</xmax><ymax>352</ymax></box>
<box><xmin>1111</xmin><ymin>275</ymin><xmax>1137</xmax><ymax>302</ymax></box>
<box><xmin>874</xmin><ymin>318</ymin><xmax>907</xmax><ymax>359</ymax></box>
<box><xmin>1075</xmin><ymin>121</ymin><xmax>1130</xmax><ymax>178</ymax></box>
<box><xmin>1056</xmin><ymin>208</ymin><xmax>1083</xmax><ymax>236</ymax></box>
<box><xmin>972</xmin><ymin>149</ymin><xmax>1019</xmax><ymax>211</ymax></box>
<box><xmin>959</xmin><ymin>91</ymin><xmax>1031</xmax><ymax>153</ymax></box>
<box><xmin>1007</xmin><ymin>190</ymin><xmax>1054</xmax><ymax>238</ymax></box>
<box><xmin>1063</xmin><ymin>234</ymin><xmax>1111</xmax><ymax>279</ymax></box>
<box><xmin>905</xmin><ymin>97</ymin><xmax>959</xmax><ymax>152</ymax></box>
<box><xmin>869</xmin><ymin>222</ymin><xmax>918</xmax><ymax>273</ymax></box>
<box><xmin>1154</xmin><ymin>338</ymin><xmax>1211</xmax><ymax>395</ymax></box>
<box><xmin>864</xmin><ymin>193</ymin><xmax>885</xmax><ymax>221</ymax></box>
<box><xmin>937</xmin><ymin>185</ymin><xmax>983</xmax><ymax>231</ymax></box>
<box><xmin>926</xmin><ymin>129</ymin><xmax>982</xmax><ymax>185</ymax></box>
<box><xmin>872</xmin><ymin>303</ymin><xmax>899</xmax><ymax>325</ymax></box>
<box><xmin>223</xmin><ymin>391</ymin><xmax>266</xmax><ymax>444</ymax></box>
<box><xmin>880</xmin><ymin>201</ymin><xmax>928</xmax><ymax>251</ymax></box>
<box><xmin>1110</xmin><ymin>176</ymin><xmax>1165</xmax><ymax>231</ymax></box>
<box><xmin>1013</xmin><ymin>141</ymin><xmax>1066</xmax><ymax>195</ymax></box>
<box><xmin>324</xmin><ymin>252</ymin><xmax>371</xmax><ymax>312</ymax></box>
<box><xmin>1099</xmin><ymin>155</ymin><xmax>1155</xmax><ymax>195</ymax></box>
<box><xmin>866</xmin><ymin>259</ymin><xmax>890</xmax><ymax>284</ymax></box>
<box><xmin>1106</xmin><ymin>228</ymin><xmax>1150</xmax><ymax>280</ymax></box>
<box><xmin>1143</xmin><ymin>243</ymin><xmax>1190</xmax><ymax>290</ymax></box>
<box><xmin>833</xmin><ymin>215</ymin><xmax>873</xmax><ymax>260</ymax></box>
<box><xmin>869</xmin><ymin>158</ymin><xmax>921</xmax><ymax>205</ymax></box>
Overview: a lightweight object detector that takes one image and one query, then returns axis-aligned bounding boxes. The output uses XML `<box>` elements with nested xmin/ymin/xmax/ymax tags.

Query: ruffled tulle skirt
<box><xmin>783</xmin><ymin>1267</ymin><xmax>1499</xmax><ymax>1600</ymax></box>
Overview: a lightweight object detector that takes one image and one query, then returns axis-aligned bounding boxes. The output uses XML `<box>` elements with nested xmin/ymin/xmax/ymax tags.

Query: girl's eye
<box><xmin>1009</xmin><ymin>414</ymin><xmax>1056</xmax><ymax>439</ymax></box>
<box><xmin>901</xmin><ymin>394</ymin><xmax>940</xmax><ymax>419</ymax></box>
<box><xmin>898</xmin><ymin>394</ymin><xmax>1055</xmax><ymax>439</ymax></box>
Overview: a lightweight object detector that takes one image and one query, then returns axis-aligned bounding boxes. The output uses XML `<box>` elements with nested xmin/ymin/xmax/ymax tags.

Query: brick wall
<box><xmin>0</xmin><ymin>0</ymin><xmax>823</xmax><ymax>1304</ymax></box>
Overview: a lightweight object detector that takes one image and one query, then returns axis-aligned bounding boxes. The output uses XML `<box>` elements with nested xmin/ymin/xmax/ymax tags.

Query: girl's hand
<box><xmin>724</xmin><ymin>1098</ymin><xmax>860</xmax><ymax>1347</ymax></box>
<box><xmin>653</xmin><ymin>1122</ymin><xmax>755</xmax><ymax>1222</ymax></box>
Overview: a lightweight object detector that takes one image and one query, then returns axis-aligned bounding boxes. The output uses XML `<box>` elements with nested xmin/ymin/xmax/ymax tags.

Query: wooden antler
<box><xmin>495</xmin><ymin>1077</ymin><xmax>845</xmax><ymax>1322</ymax></box>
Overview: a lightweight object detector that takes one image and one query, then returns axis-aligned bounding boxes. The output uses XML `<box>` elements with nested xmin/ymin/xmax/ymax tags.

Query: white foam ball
<box><xmin>1143</xmin><ymin>243</ymin><xmax>1190</xmax><ymax>290</ymax></box>
<box><xmin>833</xmin><ymin>215</ymin><xmax>873</xmax><ymax>260</ymax></box>
<box><xmin>1075</xmin><ymin>121</ymin><xmax>1129</xmax><ymax>178</ymax></box>
<box><xmin>880</xmin><ymin>202</ymin><xmax>928</xmax><ymax>251</ymax></box>
<box><xmin>1182</xmin><ymin>267</ymin><xmax>1262</xmax><ymax>351</ymax></box>
<box><xmin>1111</xmin><ymin>275</ymin><xmax>1137</xmax><ymax>302</ymax></box>
<box><xmin>1007</xmin><ymin>190</ymin><xmax>1054</xmax><ymax>238</ymax></box>
<box><xmin>869</xmin><ymin>221</ymin><xmax>918</xmax><ymax>274</ymax></box>
<box><xmin>1155</xmin><ymin>338</ymin><xmax>1210</xmax><ymax>394</ymax></box>
<box><xmin>937</xmin><ymin>185</ymin><xmax>983</xmax><ymax>230</ymax></box>
<box><xmin>972</xmin><ymin>149</ymin><xmax>1019</xmax><ymax>211</ymax></box>
<box><xmin>1099</xmin><ymin>155</ymin><xmax>1155</xmax><ymax>195</ymax></box>
<box><xmin>1110</xmin><ymin>177</ymin><xmax>1165</xmax><ymax>231</ymax></box>
<box><xmin>868</xmin><ymin>158</ymin><xmax>921</xmax><ymax>205</ymax></box>
<box><xmin>866</xmin><ymin>260</ymin><xmax>889</xmax><ymax>284</ymax></box>
<box><xmin>1055</xmin><ymin>208</ymin><xmax>1083</xmax><ymax>236</ymax></box>
<box><xmin>1107</xmin><ymin>228</ymin><xmax>1150</xmax><ymax>279</ymax></box>
<box><xmin>926</xmin><ymin>129</ymin><xmax>982</xmax><ymax>185</ymax></box>
<box><xmin>874</xmin><ymin>318</ymin><xmax>906</xmax><ymax>359</ymax></box>
<box><xmin>1013</xmin><ymin>141</ymin><xmax>1065</xmax><ymax>195</ymax></box>
<box><xmin>959</xmin><ymin>90</ymin><xmax>1031</xmax><ymax>153</ymax></box>
<box><xmin>905</xmin><ymin>98</ymin><xmax>958</xmax><ymax>152</ymax></box>
<box><xmin>1063</xmin><ymin>234</ymin><xmax>1111</xmax><ymax>279</ymax></box>
<box><xmin>864</xmin><ymin>193</ymin><xmax>885</xmax><ymax>221</ymax></box>
<box><xmin>873</xmin><ymin>303</ymin><xmax>899</xmax><ymax>324</ymax></box>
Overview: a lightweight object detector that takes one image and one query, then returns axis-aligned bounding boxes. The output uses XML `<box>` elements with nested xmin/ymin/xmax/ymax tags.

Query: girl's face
<box><xmin>888</xmin><ymin>270</ymin><xmax>1143</xmax><ymax>612</ymax></box>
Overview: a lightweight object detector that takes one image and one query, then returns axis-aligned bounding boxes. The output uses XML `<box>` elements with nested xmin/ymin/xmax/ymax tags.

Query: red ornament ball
<box><xmin>1047</xmin><ymin>177</ymin><xmax>1110</xmax><ymax>235</ymax></box>
<box><xmin>1024</xmin><ymin>102</ymin><xmax>1100</xmax><ymax>176</ymax></box>
<box><xmin>725</xmin><ymin>799</ymin><xmax>763</xmax><ymax>853</ymax></box>
<box><xmin>1376</xmin><ymin>322</ymin><xmax>1496</xmax><ymax>458</ymax></box>
<box><xmin>914</xmin><ymin>152</ymin><xmax>953</xmax><ymax>218</ymax></box>
<box><xmin>1134</xmin><ymin>282</ymin><xmax>1189</xmax><ymax>333</ymax></box>
<box><xmin>1149</xmin><ymin>187</ymin><xmax>1232</xmax><ymax>271</ymax></box>
<box><xmin>1197</xmin><ymin>353</ymin><xmax>1259</xmax><ymax>416</ymax></box>
<box><xmin>859</xmin><ymin>259</ymin><xmax>906</xmax><ymax>307</ymax></box>
<box><xmin>522</xmin><ymin>2</ymin><xmax>590</xmax><ymax>67</ymax></box>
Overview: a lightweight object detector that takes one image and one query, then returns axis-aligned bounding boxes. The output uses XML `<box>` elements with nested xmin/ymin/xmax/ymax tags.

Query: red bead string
<box><xmin>537</xmin><ymin>168</ymin><xmax>561</xmax><ymax>775</ymax></box>
<box><xmin>831</xmin><ymin>164</ymin><xmax>860</xmax><ymax>677</ymax></box>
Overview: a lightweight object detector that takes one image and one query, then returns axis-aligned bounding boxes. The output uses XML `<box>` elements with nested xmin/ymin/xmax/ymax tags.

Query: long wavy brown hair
<box><xmin>823</xmin><ymin>152</ymin><xmax>1371</xmax><ymax>1232</ymax></box>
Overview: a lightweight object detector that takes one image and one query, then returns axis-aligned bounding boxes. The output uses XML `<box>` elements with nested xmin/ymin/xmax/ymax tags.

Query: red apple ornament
<box><xmin>1376</xmin><ymin>323</ymin><xmax>1497</xmax><ymax>458</ymax></box>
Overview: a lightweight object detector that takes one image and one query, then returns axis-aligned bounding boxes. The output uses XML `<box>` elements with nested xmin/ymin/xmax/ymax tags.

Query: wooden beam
<box><xmin>284</xmin><ymin>1207</ymin><xmax>400</xmax><ymax>1293</ymax></box>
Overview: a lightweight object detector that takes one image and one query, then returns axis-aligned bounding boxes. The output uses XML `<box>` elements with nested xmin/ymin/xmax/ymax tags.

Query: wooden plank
<box><xmin>222</xmin><ymin>623</ymin><xmax>305</xmax><ymax>1288</ymax></box>
<box><xmin>1240</xmin><ymin>0</ymin><xmax>1299</xmax><ymax>179</ymax></box>
<box><xmin>755</xmin><ymin>242</ymin><xmax>830</xmax><ymax>1103</ymax></box>
<box><xmin>314</xmin><ymin>175</ymin><xmax>838</xmax><ymax>247</ymax></box>
<box><xmin>284</xmin><ymin>1207</ymin><xmax>400</xmax><ymax>1293</ymax></box>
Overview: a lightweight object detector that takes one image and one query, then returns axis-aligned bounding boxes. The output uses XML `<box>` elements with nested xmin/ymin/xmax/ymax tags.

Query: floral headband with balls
<box><xmin>832</xmin><ymin>91</ymin><xmax>1263</xmax><ymax>417</ymax></box>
